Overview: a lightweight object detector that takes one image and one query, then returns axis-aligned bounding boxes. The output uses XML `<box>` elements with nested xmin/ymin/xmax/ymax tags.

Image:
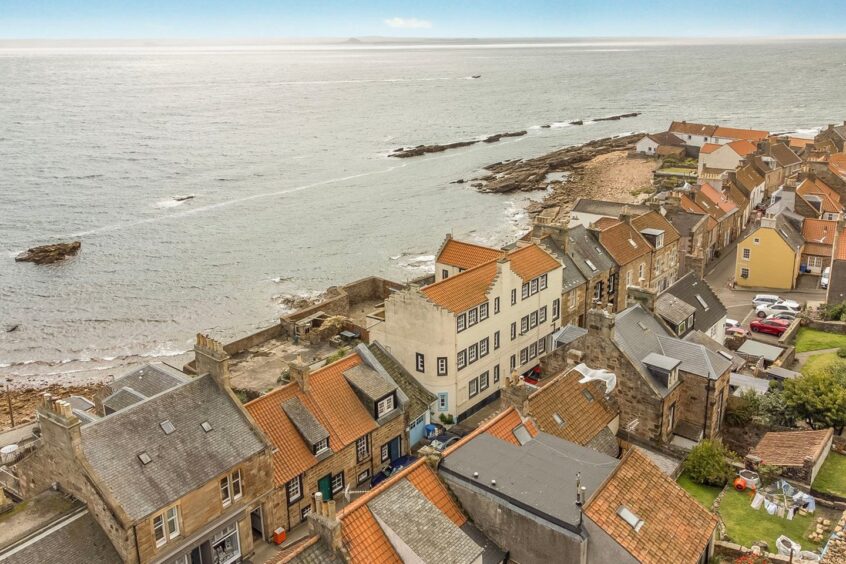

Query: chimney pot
<box><xmin>491</xmin><ymin>479</ymin><xmax>497</xmax><ymax>487</ymax></box>
<box><xmin>327</xmin><ymin>500</ymin><xmax>336</xmax><ymax>520</ymax></box>
<box><xmin>290</xmin><ymin>356</ymin><xmax>311</xmax><ymax>393</ymax></box>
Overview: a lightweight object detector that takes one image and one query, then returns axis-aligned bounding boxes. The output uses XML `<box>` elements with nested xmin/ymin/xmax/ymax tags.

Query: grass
<box><xmin>718</xmin><ymin>488</ymin><xmax>834</xmax><ymax>550</ymax></box>
<box><xmin>800</xmin><ymin>352</ymin><xmax>846</xmax><ymax>378</ymax></box>
<box><xmin>677</xmin><ymin>473</ymin><xmax>721</xmax><ymax>509</ymax></box>
<box><xmin>812</xmin><ymin>453</ymin><xmax>846</xmax><ymax>499</ymax></box>
<box><xmin>795</xmin><ymin>328</ymin><xmax>846</xmax><ymax>353</ymax></box>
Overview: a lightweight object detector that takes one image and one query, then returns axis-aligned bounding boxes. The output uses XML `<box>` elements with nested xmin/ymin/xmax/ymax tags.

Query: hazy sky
<box><xmin>2</xmin><ymin>0</ymin><xmax>845</xmax><ymax>39</ymax></box>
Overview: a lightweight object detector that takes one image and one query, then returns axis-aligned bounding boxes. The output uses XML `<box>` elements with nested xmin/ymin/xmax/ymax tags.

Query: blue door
<box><xmin>408</xmin><ymin>414</ymin><xmax>426</xmax><ymax>447</ymax></box>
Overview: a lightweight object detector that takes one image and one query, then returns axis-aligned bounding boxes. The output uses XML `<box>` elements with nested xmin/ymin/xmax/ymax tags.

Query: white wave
<box><xmin>153</xmin><ymin>198</ymin><xmax>185</xmax><ymax>209</ymax></box>
<box><xmin>550</xmin><ymin>122</ymin><xmax>572</xmax><ymax>129</ymax></box>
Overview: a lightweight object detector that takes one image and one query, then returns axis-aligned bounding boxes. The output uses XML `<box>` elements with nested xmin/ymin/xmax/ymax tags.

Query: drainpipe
<box><xmin>703</xmin><ymin>377</ymin><xmax>712</xmax><ymax>439</ymax></box>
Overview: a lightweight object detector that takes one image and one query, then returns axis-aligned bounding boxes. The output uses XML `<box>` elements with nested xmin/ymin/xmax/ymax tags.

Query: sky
<box><xmin>2</xmin><ymin>0</ymin><xmax>845</xmax><ymax>40</ymax></box>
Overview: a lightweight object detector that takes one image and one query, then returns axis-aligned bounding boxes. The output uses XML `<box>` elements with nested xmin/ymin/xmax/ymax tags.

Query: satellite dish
<box><xmin>572</xmin><ymin>363</ymin><xmax>617</xmax><ymax>394</ymax></box>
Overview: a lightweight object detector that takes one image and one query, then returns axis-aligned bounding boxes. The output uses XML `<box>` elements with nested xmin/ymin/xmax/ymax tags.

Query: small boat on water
<box><xmin>173</xmin><ymin>194</ymin><xmax>195</xmax><ymax>202</ymax></box>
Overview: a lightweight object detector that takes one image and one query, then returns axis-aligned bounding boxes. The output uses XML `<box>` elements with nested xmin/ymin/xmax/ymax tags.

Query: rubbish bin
<box><xmin>273</xmin><ymin>527</ymin><xmax>287</xmax><ymax>545</ymax></box>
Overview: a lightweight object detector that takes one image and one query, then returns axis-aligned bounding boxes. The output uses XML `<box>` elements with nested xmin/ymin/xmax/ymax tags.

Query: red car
<box><xmin>750</xmin><ymin>318</ymin><xmax>790</xmax><ymax>336</ymax></box>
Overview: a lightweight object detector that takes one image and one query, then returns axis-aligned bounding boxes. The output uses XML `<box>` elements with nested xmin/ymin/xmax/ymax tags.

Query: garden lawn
<box><xmin>812</xmin><ymin>452</ymin><xmax>846</xmax><ymax>499</ymax></box>
<box><xmin>677</xmin><ymin>473</ymin><xmax>721</xmax><ymax>509</ymax></box>
<box><xmin>795</xmin><ymin>328</ymin><xmax>846</xmax><ymax>353</ymax></box>
<box><xmin>718</xmin><ymin>488</ymin><xmax>836</xmax><ymax>551</ymax></box>
<box><xmin>800</xmin><ymin>352</ymin><xmax>846</xmax><ymax>377</ymax></box>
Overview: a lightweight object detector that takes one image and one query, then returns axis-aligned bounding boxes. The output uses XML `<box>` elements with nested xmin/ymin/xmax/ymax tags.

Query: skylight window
<box><xmin>617</xmin><ymin>506</ymin><xmax>645</xmax><ymax>532</ymax></box>
<box><xmin>628</xmin><ymin>239</ymin><xmax>637</xmax><ymax>247</ymax></box>
<box><xmin>585</xmin><ymin>259</ymin><xmax>597</xmax><ymax>272</ymax></box>
<box><xmin>160</xmin><ymin>420</ymin><xmax>175</xmax><ymax>435</ymax></box>
<box><xmin>512</xmin><ymin>424</ymin><xmax>533</xmax><ymax>445</ymax></box>
<box><xmin>553</xmin><ymin>413</ymin><xmax>565</xmax><ymax>426</ymax></box>
<box><xmin>201</xmin><ymin>421</ymin><xmax>213</xmax><ymax>433</ymax></box>
<box><xmin>695</xmin><ymin>294</ymin><xmax>709</xmax><ymax>310</ymax></box>
<box><xmin>138</xmin><ymin>452</ymin><xmax>152</xmax><ymax>465</ymax></box>
<box><xmin>637</xmin><ymin>321</ymin><xmax>648</xmax><ymax>331</ymax></box>
<box><xmin>581</xmin><ymin>389</ymin><xmax>594</xmax><ymax>402</ymax></box>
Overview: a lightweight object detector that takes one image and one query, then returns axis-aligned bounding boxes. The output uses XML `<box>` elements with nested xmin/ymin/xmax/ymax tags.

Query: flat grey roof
<box><xmin>737</xmin><ymin>340</ymin><xmax>785</xmax><ymax>362</ymax></box>
<box><xmin>730</xmin><ymin>373</ymin><xmax>771</xmax><ymax>395</ymax></box>
<box><xmin>765</xmin><ymin>366</ymin><xmax>801</xmax><ymax>380</ymax></box>
<box><xmin>554</xmin><ymin>324</ymin><xmax>588</xmax><ymax>346</ymax></box>
<box><xmin>440</xmin><ymin>432</ymin><xmax>618</xmax><ymax>531</ymax></box>
<box><xmin>642</xmin><ymin>352</ymin><xmax>682</xmax><ymax>371</ymax></box>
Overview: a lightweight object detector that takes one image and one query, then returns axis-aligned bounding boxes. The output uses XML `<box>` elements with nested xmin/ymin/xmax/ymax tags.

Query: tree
<box><xmin>782</xmin><ymin>367</ymin><xmax>846</xmax><ymax>433</ymax></box>
<box><xmin>683</xmin><ymin>440</ymin><xmax>736</xmax><ymax>487</ymax></box>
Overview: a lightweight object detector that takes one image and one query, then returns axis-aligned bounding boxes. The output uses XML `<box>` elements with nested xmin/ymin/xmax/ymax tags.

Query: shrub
<box><xmin>838</xmin><ymin>347</ymin><xmax>846</xmax><ymax>359</ymax></box>
<box><xmin>439</xmin><ymin>413</ymin><xmax>454</xmax><ymax>425</ymax></box>
<box><xmin>725</xmin><ymin>390</ymin><xmax>761</xmax><ymax>426</ymax></box>
<box><xmin>683</xmin><ymin>440</ymin><xmax>735</xmax><ymax>487</ymax></box>
<box><xmin>826</xmin><ymin>301</ymin><xmax>846</xmax><ymax>322</ymax></box>
<box><xmin>756</xmin><ymin>463</ymin><xmax>782</xmax><ymax>487</ymax></box>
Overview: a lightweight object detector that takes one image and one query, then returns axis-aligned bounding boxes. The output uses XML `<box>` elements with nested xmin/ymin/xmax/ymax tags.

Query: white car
<box><xmin>822</xmin><ymin>267</ymin><xmax>831</xmax><ymax>289</ymax></box>
<box><xmin>725</xmin><ymin>319</ymin><xmax>742</xmax><ymax>329</ymax></box>
<box><xmin>752</xmin><ymin>294</ymin><xmax>781</xmax><ymax>306</ymax></box>
<box><xmin>756</xmin><ymin>302</ymin><xmax>800</xmax><ymax>318</ymax></box>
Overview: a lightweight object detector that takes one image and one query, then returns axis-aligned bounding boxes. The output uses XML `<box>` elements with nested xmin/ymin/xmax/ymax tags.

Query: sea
<box><xmin>2</xmin><ymin>38</ymin><xmax>845</xmax><ymax>385</ymax></box>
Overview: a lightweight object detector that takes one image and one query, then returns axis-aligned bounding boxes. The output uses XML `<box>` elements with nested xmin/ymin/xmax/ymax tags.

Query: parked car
<box><xmin>726</xmin><ymin>326</ymin><xmax>748</xmax><ymax>338</ymax></box>
<box><xmin>777</xmin><ymin>298</ymin><xmax>801</xmax><ymax>310</ymax></box>
<box><xmin>822</xmin><ymin>267</ymin><xmax>831</xmax><ymax>289</ymax></box>
<box><xmin>756</xmin><ymin>302</ymin><xmax>800</xmax><ymax>318</ymax></box>
<box><xmin>752</xmin><ymin>294</ymin><xmax>782</xmax><ymax>306</ymax></box>
<box><xmin>750</xmin><ymin>318</ymin><xmax>791</xmax><ymax>336</ymax></box>
<box><xmin>725</xmin><ymin>319</ymin><xmax>742</xmax><ymax>330</ymax></box>
<box><xmin>766</xmin><ymin>312</ymin><xmax>797</xmax><ymax>321</ymax></box>
<box><xmin>371</xmin><ymin>455</ymin><xmax>416</xmax><ymax>487</ymax></box>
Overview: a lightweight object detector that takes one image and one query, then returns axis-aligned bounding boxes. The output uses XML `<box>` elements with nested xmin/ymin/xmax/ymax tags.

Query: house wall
<box><xmin>649</xmin><ymin>240</ymin><xmax>680</xmax><ymax>292</ymax></box>
<box><xmin>561</xmin><ymin>284</ymin><xmax>587</xmax><ymax>328</ymax></box>
<box><xmin>137</xmin><ymin>451</ymin><xmax>273</xmax><ymax>563</ymax></box>
<box><xmin>801</xmin><ymin>251</ymin><xmax>832</xmax><ymax>275</ymax></box>
<box><xmin>699</xmin><ymin>146</ymin><xmax>743</xmax><ymax>174</ymax></box>
<box><xmin>614</xmin><ymin>260</ymin><xmax>650</xmax><ymax>312</ymax></box>
<box><xmin>583</xmin><ymin>516</ymin><xmax>639</xmax><ymax>564</ymax></box>
<box><xmin>440</xmin><ymin>474</ymin><xmax>586</xmax><ymax>564</ymax></box>
<box><xmin>734</xmin><ymin>228</ymin><xmax>799</xmax><ymax>290</ymax></box>
<box><xmin>635</xmin><ymin>136</ymin><xmax>659</xmax><ymax>155</ymax></box>
<box><xmin>373</xmin><ymin>260</ymin><xmax>562</xmax><ymax>419</ymax></box>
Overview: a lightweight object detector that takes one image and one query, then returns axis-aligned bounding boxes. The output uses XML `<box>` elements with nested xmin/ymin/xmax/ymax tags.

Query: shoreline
<box><xmin>0</xmin><ymin>130</ymin><xmax>656</xmax><ymax>431</ymax></box>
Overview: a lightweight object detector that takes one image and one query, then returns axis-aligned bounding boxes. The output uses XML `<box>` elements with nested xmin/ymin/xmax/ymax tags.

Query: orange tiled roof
<box><xmin>669</xmin><ymin>121</ymin><xmax>717</xmax><ymax>137</ymax></box>
<box><xmin>529</xmin><ymin>369</ymin><xmax>616</xmax><ymax>446</ymax></box>
<box><xmin>714</xmin><ymin>125</ymin><xmax>769</xmax><ymax>142</ymax></box>
<box><xmin>421</xmin><ymin>243</ymin><xmax>558</xmax><ymax>313</ymax></box>
<box><xmin>336</xmin><ymin>460</ymin><xmax>468</xmax><ymax>563</ymax></box>
<box><xmin>836</xmin><ymin>228</ymin><xmax>846</xmax><ymax>260</ymax></box>
<box><xmin>727</xmin><ymin>139</ymin><xmax>757</xmax><ymax>157</ymax></box>
<box><xmin>751</xmin><ymin>428</ymin><xmax>834</xmax><ymax>467</ymax></box>
<box><xmin>788</xmin><ymin>136</ymin><xmax>813</xmax><ymax>149</ymax></box>
<box><xmin>632</xmin><ymin>211</ymin><xmax>681</xmax><ymax>246</ymax></box>
<box><xmin>584</xmin><ymin>448</ymin><xmax>718</xmax><ymax>564</ymax></box>
<box><xmin>444</xmin><ymin>406</ymin><xmax>537</xmax><ymax>457</ymax></box>
<box><xmin>593</xmin><ymin>216</ymin><xmax>621</xmax><ymax>230</ymax></box>
<box><xmin>245</xmin><ymin>354</ymin><xmax>379</xmax><ymax>485</ymax></box>
<box><xmin>437</xmin><ymin>238</ymin><xmax>503</xmax><ymax>270</ymax></box>
<box><xmin>830</xmin><ymin>153</ymin><xmax>846</xmax><ymax>179</ymax></box>
<box><xmin>680</xmin><ymin>195</ymin><xmax>718</xmax><ymax>231</ymax></box>
<box><xmin>797</xmin><ymin>178</ymin><xmax>843</xmax><ymax>214</ymax></box>
<box><xmin>802</xmin><ymin>218</ymin><xmax>838</xmax><ymax>245</ymax></box>
<box><xmin>599</xmin><ymin>221</ymin><xmax>652</xmax><ymax>266</ymax></box>
<box><xmin>699</xmin><ymin>183</ymin><xmax>737</xmax><ymax>215</ymax></box>
<box><xmin>699</xmin><ymin>143</ymin><xmax>720</xmax><ymax>154</ymax></box>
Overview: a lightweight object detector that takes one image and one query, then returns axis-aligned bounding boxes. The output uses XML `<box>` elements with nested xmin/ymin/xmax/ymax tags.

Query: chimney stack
<box><xmin>626</xmin><ymin>286</ymin><xmax>657</xmax><ymax>312</ymax></box>
<box><xmin>531</xmin><ymin>209</ymin><xmax>570</xmax><ymax>255</ymax></box>
<box><xmin>307</xmin><ymin>492</ymin><xmax>344</xmax><ymax>553</ymax></box>
<box><xmin>194</xmin><ymin>334</ymin><xmax>231</xmax><ymax>388</ymax></box>
<box><xmin>290</xmin><ymin>355</ymin><xmax>311</xmax><ymax>393</ymax></box>
<box><xmin>37</xmin><ymin>393</ymin><xmax>82</xmax><ymax>456</ymax></box>
<box><xmin>586</xmin><ymin>308</ymin><xmax>616</xmax><ymax>340</ymax></box>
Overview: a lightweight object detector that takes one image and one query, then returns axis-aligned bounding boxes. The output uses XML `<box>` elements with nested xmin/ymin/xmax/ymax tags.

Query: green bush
<box><xmin>683</xmin><ymin>440</ymin><xmax>735</xmax><ymax>487</ymax></box>
<box><xmin>439</xmin><ymin>413</ymin><xmax>454</xmax><ymax>425</ymax></box>
<box><xmin>755</xmin><ymin>463</ymin><xmax>782</xmax><ymax>487</ymax></box>
<box><xmin>725</xmin><ymin>390</ymin><xmax>761</xmax><ymax>426</ymax></box>
<box><xmin>826</xmin><ymin>301</ymin><xmax>846</xmax><ymax>322</ymax></box>
<box><xmin>838</xmin><ymin>347</ymin><xmax>846</xmax><ymax>359</ymax></box>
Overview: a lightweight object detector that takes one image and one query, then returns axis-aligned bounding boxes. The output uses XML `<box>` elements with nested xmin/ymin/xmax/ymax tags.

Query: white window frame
<box><xmin>468</xmin><ymin>308</ymin><xmax>478</xmax><ymax>326</ymax></box>
<box><xmin>153</xmin><ymin>514</ymin><xmax>167</xmax><ymax>548</ymax></box>
<box><xmin>479</xmin><ymin>371</ymin><xmax>489</xmax><ymax>391</ymax></box>
<box><xmin>380</xmin><ymin>443</ymin><xmax>389</xmax><ymax>462</ymax></box>
<box><xmin>231</xmin><ymin>469</ymin><xmax>242</xmax><ymax>501</ymax></box>
<box><xmin>539</xmin><ymin>306</ymin><xmax>547</xmax><ymax>324</ymax></box>
<box><xmin>522</xmin><ymin>283</ymin><xmax>530</xmax><ymax>299</ymax></box>
<box><xmin>457</xmin><ymin>313</ymin><xmax>466</xmax><ymax>333</ymax></box>
<box><xmin>153</xmin><ymin>505</ymin><xmax>180</xmax><ymax>548</ymax></box>
<box><xmin>494</xmin><ymin>297</ymin><xmax>500</xmax><ymax>314</ymax></box>
<box><xmin>415</xmin><ymin>353</ymin><xmax>425</xmax><ymax>373</ymax></box>
<box><xmin>553</xmin><ymin>298</ymin><xmax>561</xmax><ymax>319</ymax></box>
<box><xmin>468</xmin><ymin>343</ymin><xmax>478</xmax><ymax>363</ymax></box>
<box><xmin>493</xmin><ymin>365</ymin><xmax>500</xmax><ymax>383</ymax></box>
<box><xmin>377</xmin><ymin>394</ymin><xmax>395</xmax><ymax>418</ymax></box>
<box><xmin>331</xmin><ymin>472</ymin><xmax>344</xmax><ymax>494</ymax></box>
<box><xmin>287</xmin><ymin>476</ymin><xmax>302</xmax><ymax>503</ymax></box>
<box><xmin>479</xmin><ymin>337</ymin><xmax>489</xmax><ymax>357</ymax></box>
<box><xmin>529</xmin><ymin>342</ymin><xmax>537</xmax><ymax>360</ymax></box>
<box><xmin>520</xmin><ymin>348</ymin><xmax>528</xmax><ymax>365</ymax></box>
<box><xmin>511</xmin><ymin>322</ymin><xmax>517</xmax><ymax>340</ymax></box>
<box><xmin>626</xmin><ymin>271</ymin><xmax>632</xmax><ymax>286</ymax></box>
<box><xmin>529</xmin><ymin>311</ymin><xmax>538</xmax><ymax>329</ymax></box>
<box><xmin>568</xmin><ymin>291</ymin><xmax>576</xmax><ymax>310</ymax></box>
<box><xmin>438</xmin><ymin>392</ymin><xmax>448</xmax><ymax>412</ymax></box>
<box><xmin>741</xmin><ymin>267</ymin><xmax>750</xmax><ymax>279</ymax></box>
<box><xmin>437</xmin><ymin>356</ymin><xmax>448</xmax><ymax>376</ymax></box>
<box><xmin>539</xmin><ymin>274</ymin><xmax>547</xmax><ymax>290</ymax></box>
<box><xmin>510</xmin><ymin>355</ymin><xmax>516</xmax><ymax>371</ymax></box>
<box><xmin>457</xmin><ymin>349</ymin><xmax>467</xmax><ymax>370</ymax></box>
<box><xmin>220</xmin><ymin>476</ymin><xmax>231</xmax><ymax>507</ymax></box>
<box><xmin>356</xmin><ymin>436</ymin><xmax>369</xmax><ymax>461</ymax></box>
<box><xmin>469</xmin><ymin>378</ymin><xmax>479</xmax><ymax>398</ymax></box>
<box><xmin>639</xmin><ymin>262</ymin><xmax>645</xmax><ymax>280</ymax></box>
<box><xmin>538</xmin><ymin>336</ymin><xmax>546</xmax><ymax>354</ymax></box>
<box><xmin>511</xmin><ymin>289</ymin><xmax>517</xmax><ymax>305</ymax></box>
<box><xmin>314</xmin><ymin>437</ymin><xmax>329</xmax><ymax>455</ymax></box>
<box><xmin>742</xmin><ymin>248</ymin><xmax>750</xmax><ymax>260</ymax></box>
<box><xmin>494</xmin><ymin>331</ymin><xmax>500</xmax><ymax>350</ymax></box>
<box><xmin>530</xmin><ymin>278</ymin><xmax>539</xmax><ymax>295</ymax></box>
<box><xmin>358</xmin><ymin>469</ymin><xmax>371</xmax><ymax>484</ymax></box>
<box><xmin>521</xmin><ymin>316</ymin><xmax>529</xmax><ymax>333</ymax></box>
<box><xmin>479</xmin><ymin>302</ymin><xmax>489</xmax><ymax>320</ymax></box>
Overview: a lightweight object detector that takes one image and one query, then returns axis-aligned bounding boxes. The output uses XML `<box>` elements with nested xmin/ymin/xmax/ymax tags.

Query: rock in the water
<box><xmin>570</xmin><ymin>120</ymin><xmax>584</xmax><ymax>126</ymax></box>
<box><xmin>15</xmin><ymin>242</ymin><xmax>81</xmax><ymax>265</ymax></box>
<box><xmin>483</xmin><ymin>130</ymin><xmax>527</xmax><ymax>143</ymax></box>
<box><xmin>5</xmin><ymin>324</ymin><xmax>20</xmax><ymax>333</ymax></box>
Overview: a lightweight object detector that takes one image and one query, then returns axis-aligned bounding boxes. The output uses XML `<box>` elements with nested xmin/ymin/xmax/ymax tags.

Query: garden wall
<box><xmin>805</xmin><ymin>319</ymin><xmax>846</xmax><ymax>335</ymax></box>
<box><xmin>722</xmin><ymin>420</ymin><xmax>795</xmax><ymax>457</ymax></box>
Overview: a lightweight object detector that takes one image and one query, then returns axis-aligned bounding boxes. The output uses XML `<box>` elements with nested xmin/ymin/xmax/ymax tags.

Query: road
<box><xmin>704</xmin><ymin>244</ymin><xmax>826</xmax><ymax>343</ymax></box>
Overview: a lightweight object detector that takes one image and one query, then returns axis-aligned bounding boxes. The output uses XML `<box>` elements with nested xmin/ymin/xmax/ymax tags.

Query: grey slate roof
<box><xmin>440</xmin><ymin>432</ymin><xmax>618</xmax><ymax>530</ymax></box>
<box><xmin>663</xmin><ymin>272</ymin><xmax>727</xmax><ymax>334</ymax></box>
<box><xmin>730</xmin><ymin>373</ymin><xmax>770</xmax><ymax>396</ymax></box>
<box><xmin>769</xmin><ymin>142</ymin><xmax>802</xmax><ymax>168</ymax></box>
<box><xmin>0</xmin><ymin>511</ymin><xmax>121</xmax><ymax>564</ymax></box>
<box><xmin>774</xmin><ymin>214</ymin><xmax>805</xmax><ymax>252</ymax></box>
<box><xmin>287</xmin><ymin>539</ymin><xmax>343</xmax><ymax>564</ymax></box>
<box><xmin>613</xmin><ymin>305</ymin><xmax>731</xmax><ymax>396</ymax></box>
<box><xmin>643</xmin><ymin>352</ymin><xmax>681</xmax><ymax>371</ymax></box>
<box><xmin>737</xmin><ymin>340</ymin><xmax>785</xmax><ymax>362</ymax></box>
<box><xmin>685</xmin><ymin>330</ymin><xmax>745</xmax><ymax>372</ymax></box>
<box><xmin>567</xmin><ymin>224</ymin><xmax>616</xmax><ymax>276</ymax></box>
<box><xmin>534</xmin><ymin>236</ymin><xmax>588</xmax><ymax>292</ymax></box>
<box><xmin>81</xmin><ymin>374</ymin><xmax>266</xmax><ymax>521</ymax></box>
<box><xmin>66</xmin><ymin>395</ymin><xmax>95</xmax><ymax>411</ymax></box>
<box><xmin>102</xmin><ymin>386</ymin><xmax>146</xmax><ymax>413</ymax></box>
<box><xmin>283</xmin><ymin>397</ymin><xmax>330</xmax><ymax>446</ymax></box>
<box><xmin>367</xmin><ymin>342</ymin><xmax>436</xmax><ymax>421</ymax></box>
<box><xmin>343</xmin><ymin>364</ymin><xmax>397</xmax><ymax>401</ymax></box>
<box><xmin>663</xmin><ymin>208</ymin><xmax>707</xmax><ymax>238</ymax></box>
<box><xmin>586</xmin><ymin>426</ymin><xmax>621</xmax><ymax>458</ymax></box>
<box><xmin>107</xmin><ymin>362</ymin><xmax>189</xmax><ymax>398</ymax></box>
<box><xmin>554</xmin><ymin>324</ymin><xmax>588</xmax><ymax>346</ymax></box>
<box><xmin>655</xmin><ymin>293</ymin><xmax>696</xmax><ymax>325</ymax></box>
<box><xmin>368</xmin><ymin>479</ymin><xmax>484</xmax><ymax>564</ymax></box>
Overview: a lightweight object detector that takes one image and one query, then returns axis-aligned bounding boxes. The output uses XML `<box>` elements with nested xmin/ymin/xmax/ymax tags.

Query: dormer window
<box><xmin>377</xmin><ymin>394</ymin><xmax>395</xmax><ymax>418</ymax></box>
<box><xmin>313</xmin><ymin>437</ymin><xmax>329</xmax><ymax>455</ymax></box>
<box><xmin>618</xmin><ymin>506</ymin><xmax>645</xmax><ymax>532</ymax></box>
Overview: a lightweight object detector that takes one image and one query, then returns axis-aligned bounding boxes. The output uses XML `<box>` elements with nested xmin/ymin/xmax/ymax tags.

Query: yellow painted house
<box><xmin>735</xmin><ymin>215</ymin><xmax>804</xmax><ymax>290</ymax></box>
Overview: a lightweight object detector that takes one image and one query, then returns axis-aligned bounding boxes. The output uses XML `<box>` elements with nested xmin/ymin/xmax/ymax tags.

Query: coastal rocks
<box><xmin>595</xmin><ymin>112</ymin><xmax>641</xmax><ymax>121</ymax></box>
<box><xmin>570</xmin><ymin>120</ymin><xmax>584</xmax><ymax>126</ymax></box>
<box><xmin>390</xmin><ymin>140</ymin><xmax>478</xmax><ymax>158</ymax></box>
<box><xmin>483</xmin><ymin>130</ymin><xmax>527</xmax><ymax>143</ymax></box>
<box><xmin>470</xmin><ymin>132</ymin><xmax>643</xmax><ymax>195</ymax></box>
<box><xmin>15</xmin><ymin>241</ymin><xmax>81</xmax><ymax>265</ymax></box>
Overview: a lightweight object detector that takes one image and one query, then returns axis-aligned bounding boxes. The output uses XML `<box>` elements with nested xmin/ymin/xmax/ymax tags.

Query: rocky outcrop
<box><xmin>595</xmin><ymin>112</ymin><xmax>641</xmax><ymax>121</ymax></box>
<box><xmin>390</xmin><ymin>140</ymin><xmax>479</xmax><ymax>158</ymax></box>
<box><xmin>483</xmin><ymin>130</ymin><xmax>527</xmax><ymax>143</ymax></box>
<box><xmin>15</xmin><ymin>242</ymin><xmax>81</xmax><ymax>265</ymax></box>
<box><xmin>469</xmin><ymin>132</ymin><xmax>643</xmax><ymax>195</ymax></box>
